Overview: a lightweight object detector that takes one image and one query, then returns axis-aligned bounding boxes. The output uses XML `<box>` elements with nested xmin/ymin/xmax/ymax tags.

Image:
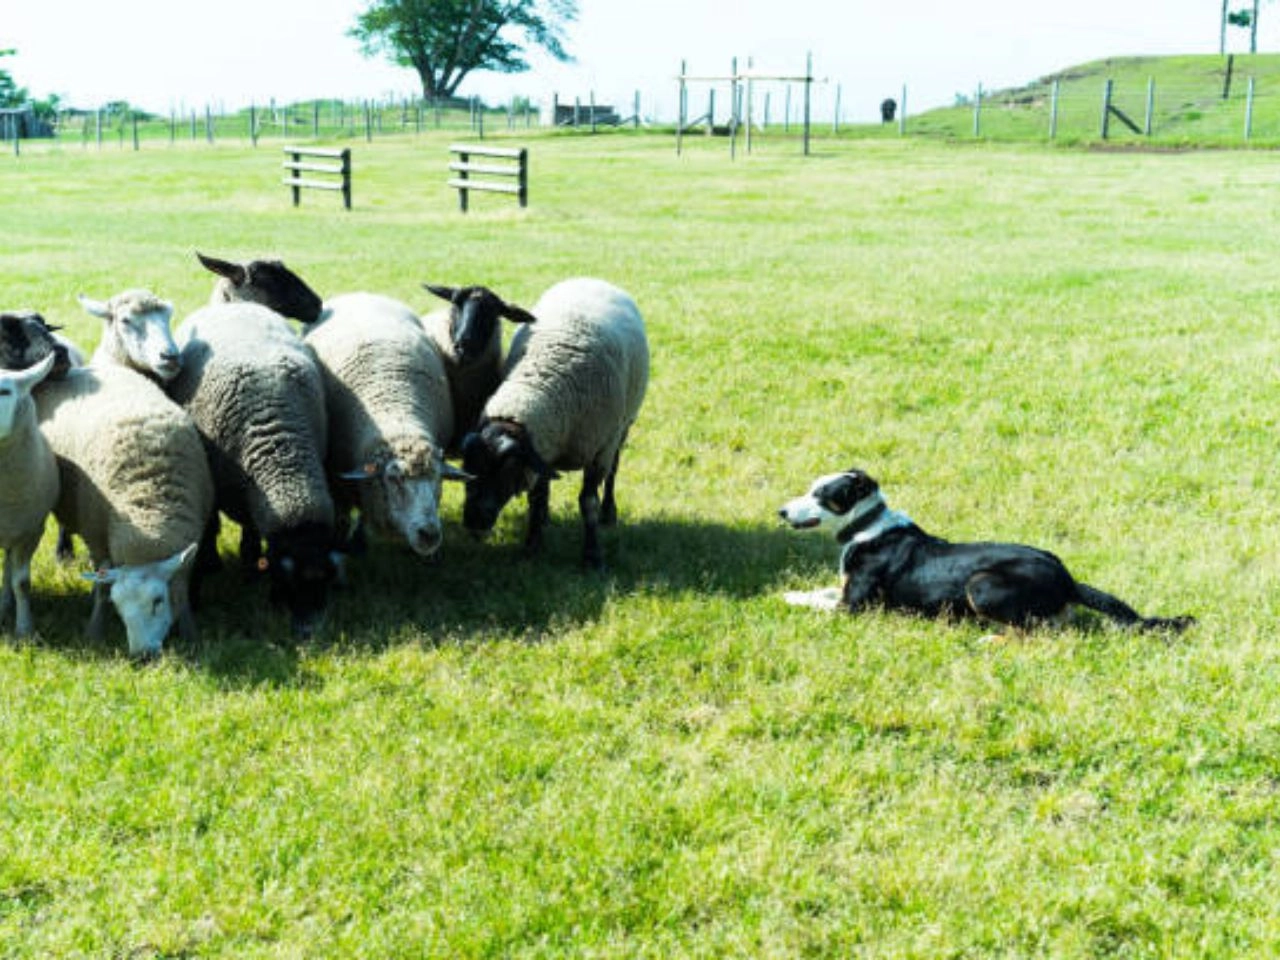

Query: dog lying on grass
<box><xmin>778</xmin><ymin>467</ymin><xmax>1194</xmax><ymax>635</ymax></box>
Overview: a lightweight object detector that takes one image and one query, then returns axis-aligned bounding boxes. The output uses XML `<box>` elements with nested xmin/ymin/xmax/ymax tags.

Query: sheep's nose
<box><xmin>778</xmin><ymin>508</ymin><xmax>789</xmax><ymax>520</ymax></box>
<box><xmin>412</xmin><ymin>526</ymin><xmax>442</xmax><ymax>556</ymax></box>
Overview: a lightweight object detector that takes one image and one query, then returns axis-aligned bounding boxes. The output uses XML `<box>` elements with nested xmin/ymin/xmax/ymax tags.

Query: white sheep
<box><xmin>167</xmin><ymin>300</ymin><xmax>338</xmax><ymax>637</ymax></box>
<box><xmin>77</xmin><ymin>288</ymin><xmax>182</xmax><ymax>382</ymax></box>
<box><xmin>306</xmin><ymin>292</ymin><xmax>469</xmax><ymax>557</ymax></box>
<box><xmin>0</xmin><ymin>350</ymin><xmax>59</xmax><ymax>638</ymax></box>
<box><xmin>459</xmin><ymin>277</ymin><xmax>649</xmax><ymax>569</ymax></box>
<box><xmin>0</xmin><ymin>311</ymin><xmax>83</xmax><ymax>564</ymax></box>
<box><xmin>34</xmin><ymin>364</ymin><xmax>211</xmax><ymax>657</ymax></box>
<box><xmin>420</xmin><ymin>284</ymin><xmax>536</xmax><ymax>452</ymax></box>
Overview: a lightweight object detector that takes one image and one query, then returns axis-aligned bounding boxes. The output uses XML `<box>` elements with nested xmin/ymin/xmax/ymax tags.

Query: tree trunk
<box><xmin>1251</xmin><ymin>0</ymin><xmax>1260</xmax><ymax>52</ymax></box>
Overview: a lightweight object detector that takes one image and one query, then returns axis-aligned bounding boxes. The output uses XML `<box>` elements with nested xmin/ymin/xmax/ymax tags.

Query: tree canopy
<box><xmin>0</xmin><ymin>49</ymin><xmax>25</xmax><ymax>107</ymax></box>
<box><xmin>350</xmin><ymin>0</ymin><xmax>578</xmax><ymax>101</ymax></box>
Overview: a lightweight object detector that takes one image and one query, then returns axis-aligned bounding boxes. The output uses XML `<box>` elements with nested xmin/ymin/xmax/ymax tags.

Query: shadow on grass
<box><xmin>17</xmin><ymin>512</ymin><xmax>831</xmax><ymax>684</ymax></box>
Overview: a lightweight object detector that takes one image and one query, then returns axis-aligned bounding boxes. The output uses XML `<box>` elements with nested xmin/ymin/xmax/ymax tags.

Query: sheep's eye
<box><xmin>151</xmin><ymin>597</ymin><xmax>163</xmax><ymax>614</ymax></box>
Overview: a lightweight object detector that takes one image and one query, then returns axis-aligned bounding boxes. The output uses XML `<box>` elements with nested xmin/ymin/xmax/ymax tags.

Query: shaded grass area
<box><xmin>2</xmin><ymin>133</ymin><xmax>1280</xmax><ymax>956</ymax></box>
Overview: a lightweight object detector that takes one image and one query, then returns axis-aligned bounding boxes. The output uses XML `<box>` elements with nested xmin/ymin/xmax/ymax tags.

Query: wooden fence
<box><xmin>282</xmin><ymin>146</ymin><xmax>351</xmax><ymax>209</ymax></box>
<box><xmin>447</xmin><ymin>143</ymin><xmax>528</xmax><ymax>212</ymax></box>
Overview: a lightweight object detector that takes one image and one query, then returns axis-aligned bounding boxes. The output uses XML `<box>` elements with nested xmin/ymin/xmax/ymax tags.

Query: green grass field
<box><xmin>3</xmin><ymin>129</ymin><xmax>1280</xmax><ymax>957</ymax></box>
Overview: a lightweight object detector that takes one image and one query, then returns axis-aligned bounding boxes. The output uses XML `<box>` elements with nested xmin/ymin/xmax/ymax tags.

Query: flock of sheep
<box><xmin>0</xmin><ymin>256</ymin><xmax>650</xmax><ymax>657</ymax></box>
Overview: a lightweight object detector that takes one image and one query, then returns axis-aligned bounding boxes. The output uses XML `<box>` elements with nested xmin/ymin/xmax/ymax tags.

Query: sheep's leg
<box><xmin>0</xmin><ymin>553</ymin><xmax>13</xmax><ymax>631</ymax></box>
<box><xmin>86</xmin><ymin>580</ymin><xmax>109</xmax><ymax>644</ymax></box>
<box><xmin>171</xmin><ymin>572</ymin><xmax>198</xmax><ymax>645</ymax></box>
<box><xmin>55</xmin><ymin>524</ymin><xmax>76</xmax><ymax>563</ymax></box>
<box><xmin>579</xmin><ymin>466</ymin><xmax>606</xmax><ymax>571</ymax></box>
<box><xmin>239</xmin><ymin>522</ymin><xmax>263</xmax><ymax>578</ymax></box>
<box><xmin>600</xmin><ymin>442</ymin><xmax>624</xmax><ymax>528</ymax></box>
<box><xmin>523</xmin><ymin>476</ymin><xmax>551</xmax><ymax>557</ymax></box>
<box><xmin>5</xmin><ymin>532</ymin><xmax>44</xmax><ymax>638</ymax></box>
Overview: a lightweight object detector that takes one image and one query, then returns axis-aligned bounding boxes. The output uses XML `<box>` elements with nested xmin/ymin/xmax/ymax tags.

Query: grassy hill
<box><xmin>901</xmin><ymin>53</ymin><xmax>1280</xmax><ymax>145</ymax></box>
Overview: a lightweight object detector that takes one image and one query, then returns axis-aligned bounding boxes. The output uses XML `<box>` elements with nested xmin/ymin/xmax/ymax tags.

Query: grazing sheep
<box><xmin>197</xmin><ymin>252</ymin><xmax>323</xmax><ymax>323</ymax></box>
<box><xmin>306</xmin><ymin>292</ymin><xmax>469</xmax><ymax>557</ymax></box>
<box><xmin>78</xmin><ymin>288</ymin><xmax>181</xmax><ymax>382</ymax></box>
<box><xmin>0</xmin><ymin>351</ymin><xmax>59</xmax><ymax>638</ymax></box>
<box><xmin>34</xmin><ymin>364</ymin><xmax>211</xmax><ymax>657</ymax></box>
<box><xmin>459</xmin><ymin>278</ymin><xmax>649</xmax><ymax>569</ymax></box>
<box><xmin>168</xmin><ymin>301</ymin><xmax>338</xmax><ymax>637</ymax></box>
<box><xmin>420</xmin><ymin>284</ymin><xmax>536</xmax><ymax>452</ymax></box>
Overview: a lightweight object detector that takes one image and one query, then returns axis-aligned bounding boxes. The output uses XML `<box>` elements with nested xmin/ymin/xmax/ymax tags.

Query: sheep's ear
<box><xmin>83</xmin><ymin>566</ymin><xmax>119</xmax><ymax>586</ymax></box>
<box><xmin>77</xmin><ymin>294</ymin><xmax>110</xmax><ymax>319</ymax></box>
<box><xmin>340</xmin><ymin>463</ymin><xmax>382</xmax><ymax>481</ymax></box>
<box><xmin>500</xmin><ymin>303</ymin><xmax>537</xmax><ymax>325</ymax></box>
<box><xmin>196</xmin><ymin>252</ymin><xmax>247</xmax><ymax>286</ymax></box>
<box><xmin>422</xmin><ymin>283</ymin><xmax>457</xmax><ymax>304</ymax></box>
<box><xmin>162</xmin><ymin>542</ymin><xmax>199</xmax><ymax>578</ymax></box>
<box><xmin>441</xmin><ymin>462</ymin><xmax>474</xmax><ymax>483</ymax></box>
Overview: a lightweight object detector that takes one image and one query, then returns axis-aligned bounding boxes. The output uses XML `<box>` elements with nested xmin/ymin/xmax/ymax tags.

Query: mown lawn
<box><xmin>2</xmin><ymin>130</ymin><xmax>1279</xmax><ymax>957</ymax></box>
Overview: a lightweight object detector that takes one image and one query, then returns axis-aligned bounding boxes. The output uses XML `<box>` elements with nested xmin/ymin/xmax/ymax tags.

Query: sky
<box><xmin>4</xmin><ymin>1</ymin><xmax>1276</xmax><ymax>123</ymax></box>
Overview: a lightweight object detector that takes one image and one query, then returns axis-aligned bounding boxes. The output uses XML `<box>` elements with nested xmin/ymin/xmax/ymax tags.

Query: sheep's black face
<box><xmin>0</xmin><ymin>312</ymin><xmax>60</xmax><ymax>373</ymax></box>
<box><xmin>198</xmin><ymin>252</ymin><xmax>323</xmax><ymax>324</ymax></box>
<box><xmin>423</xmin><ymin>282</ymin><xmax>537</xmax><ymax>364</ymax></box>
<box><xmin>450</xmin><ymin>288</ymin><xmax>504</xmax><ymax>365</ymax></box>
<box><xmin>244</xmin><ymin>260</ymin><xmax>324</xmax><ymax>324</ymax></box>
<box><xmin>460</xmin><ymin>427</ymin><xmax>532</xmax><ymax>534</ymax></box>
<box><xmin>266</xmin><ymin>523</ymin><xmax>339</xmax><ymax>638</ymax></box>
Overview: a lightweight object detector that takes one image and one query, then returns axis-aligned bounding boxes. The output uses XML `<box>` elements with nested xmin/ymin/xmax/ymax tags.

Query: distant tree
<box><xmin>350</xmin><ymin>0</ymin><xmax>578</xmax><ymax>100</ymax></box>
<box><xmin>0</xmin><ymin>49</ymin><xmax>27</xmax><ymax>107</ymax></box>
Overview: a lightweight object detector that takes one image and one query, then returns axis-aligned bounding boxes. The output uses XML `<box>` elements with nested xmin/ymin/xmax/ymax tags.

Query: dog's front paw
<box><xmin>784</xmin><ymin>587</ymin><xmax>843</xmax><ymax>612</ymax></box>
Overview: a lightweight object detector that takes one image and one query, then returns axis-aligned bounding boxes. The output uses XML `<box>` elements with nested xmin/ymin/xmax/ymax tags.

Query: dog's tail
<box><xmin>1073</xmin><ymin>583</ymin><xmax>1195</xmax><ymax>633</ymax></box>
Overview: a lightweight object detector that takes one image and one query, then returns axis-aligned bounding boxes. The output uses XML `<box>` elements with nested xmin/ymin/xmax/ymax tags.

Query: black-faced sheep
<box><xmin>197</xmin><ymin>252</ymin><xmax>323</xmax><ymax>323</ymax></box>
<box><xmin>167</xmin><ymin>301</ymin><xmax>338</xmax><ymax>637</ymax></box>
<box><xmin>0</xmin><ymin>310</ymin><xmax>78</xmax><ymax>378</ymax></box>
<box><xmin>459</xmin><ymin>277</ymin><xmax>649</xmax><ymax>570</ymax></box>
<box><xmin>35</xmin><ymin>364</ymin><xmax>211</xmax><ymax>656</ymax></box>
<box><xmin>0</xmin><ymin>348</ymin><xmax>59</xmax><ymax>638</ymax></box>
<box><xmin>420</xmin><ymin>284</ymin><xmax>536</xmax><ymax>452</ymax></box>
<box><xmin>306</xmin><ymin>292</ymin><xmax>469</xmax><ymax>557</ymax></box>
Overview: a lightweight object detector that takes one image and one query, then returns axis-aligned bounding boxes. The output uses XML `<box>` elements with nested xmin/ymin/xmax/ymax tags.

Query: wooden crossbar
<box><xmin>283</xmin><ymin>145</ymin><xmax>351</xmax><ymax>209</ymax></box>
<box><xmin>448</xmin><ymin>143</ymin><xmax>527</xmax><ymax>213</ymax></box>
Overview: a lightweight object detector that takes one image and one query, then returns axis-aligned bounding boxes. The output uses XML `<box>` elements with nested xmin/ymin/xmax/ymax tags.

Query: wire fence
<box><xmin>6</xmin><ymin>63</ymin><xmax>1280</xmax><ymax>156</ymax></box>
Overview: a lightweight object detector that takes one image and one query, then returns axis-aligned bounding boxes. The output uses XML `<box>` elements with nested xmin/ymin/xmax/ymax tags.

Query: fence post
<box><xmin>676</xmin><ymin>61</ymin><xmax>686</xmax><ymax>156</ymax></box>
<box><xmin>1100</xmin><ymin>78</ymin><xmax>1113</xmax><ymax>139</ymax></box>
<box><xmin>590</xmin><ymin>90</ymin><xmax>597</xmax><ymax>134</ymax></box>
<box><xmin>899</xmin><ymin>83</ymin><xmax>908</xmax><ymax>135</ymax></box>
<box><xmin>457</xmin><ymin>147</ymin><xmax>469</xmax><ymax>213</ymax></box>
<box><xmin>1245</xmin><ymin>76</ymin><xmax>1256</xmax><ymax>141</ymax></box>
<box><xmin>313</xmin><ymin>102</ymin><xmax>320</xmax><ymax>138</ymax></box>
<box><xmin>730</xmin><ymin>56</ymin><xmax>739</xmax><ymax>161</ymax></box>
<box><xmin>803</xmin><ymin>51</ymin><xmax>812</xmax><ymax>156</ymax></box>
<box><xmin>518</xmin><ymin>147</ymin><xmax>528</xmax><ymax>208</ymax></box>
<box><xmin>833</xmin><ymin>83</ymin><xmax>841</xmax><ymax>134</ymax></box>
<box><xmin>250</xmin><ymin>105</ymin><xmax>258</xmax><ymax>147</ymax></box>
<box><xmin>132</xmin><ymin>112</ymin><xmax>139</xmax><ymax>151</ymax></box>
<box><xmin>290</xmin><ymin>148</ymin><xmax>301</xmax><ymax>207</ymax></box>
<box><xmin>1144</xmin><ymin>78</ymin><xmax>1155</xmax><ymax>136</ymax></box>
<box><xmin>341</xmin><ymin>148</ymin><xmax>352</xmax><ymax>209</ymax></box>
<box><xmin>1049</xmin><ymin>79</ymin><xmax>1059</xmax><ymax>140</ymax></box>
<box><xmin>206</xmin><ymin>105</ymin><xmax>214</xmax><ymax>144</ymax></box>
<box><xmin>634</xmin><ymin>90</ymin><xmax>640</xmax><ymax>129</ymax></box>
<box><xmin>973</xmin><ymin>83</ymin><xmax>982</xmax><ymax>138</ymax></box>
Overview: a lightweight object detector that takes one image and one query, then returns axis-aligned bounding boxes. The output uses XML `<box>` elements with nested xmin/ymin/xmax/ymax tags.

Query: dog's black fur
<box><xmin>780</xmin><ymin>467</ymin><xmax>1194</xmax><ymax>633</ymax></box>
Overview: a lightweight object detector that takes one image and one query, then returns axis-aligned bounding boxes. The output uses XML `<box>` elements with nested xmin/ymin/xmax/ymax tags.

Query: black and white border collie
<box><xmin>778</xmin><ymin>467</ymin><xmax>1194</xmax><ymax>634</ymax></box>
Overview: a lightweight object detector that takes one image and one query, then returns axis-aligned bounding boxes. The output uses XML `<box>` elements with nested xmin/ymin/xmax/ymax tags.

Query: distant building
<box><xmin>0</xmin><ymin>105</ymin><xmax>53</xmax><ymax>139</ymax></box>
